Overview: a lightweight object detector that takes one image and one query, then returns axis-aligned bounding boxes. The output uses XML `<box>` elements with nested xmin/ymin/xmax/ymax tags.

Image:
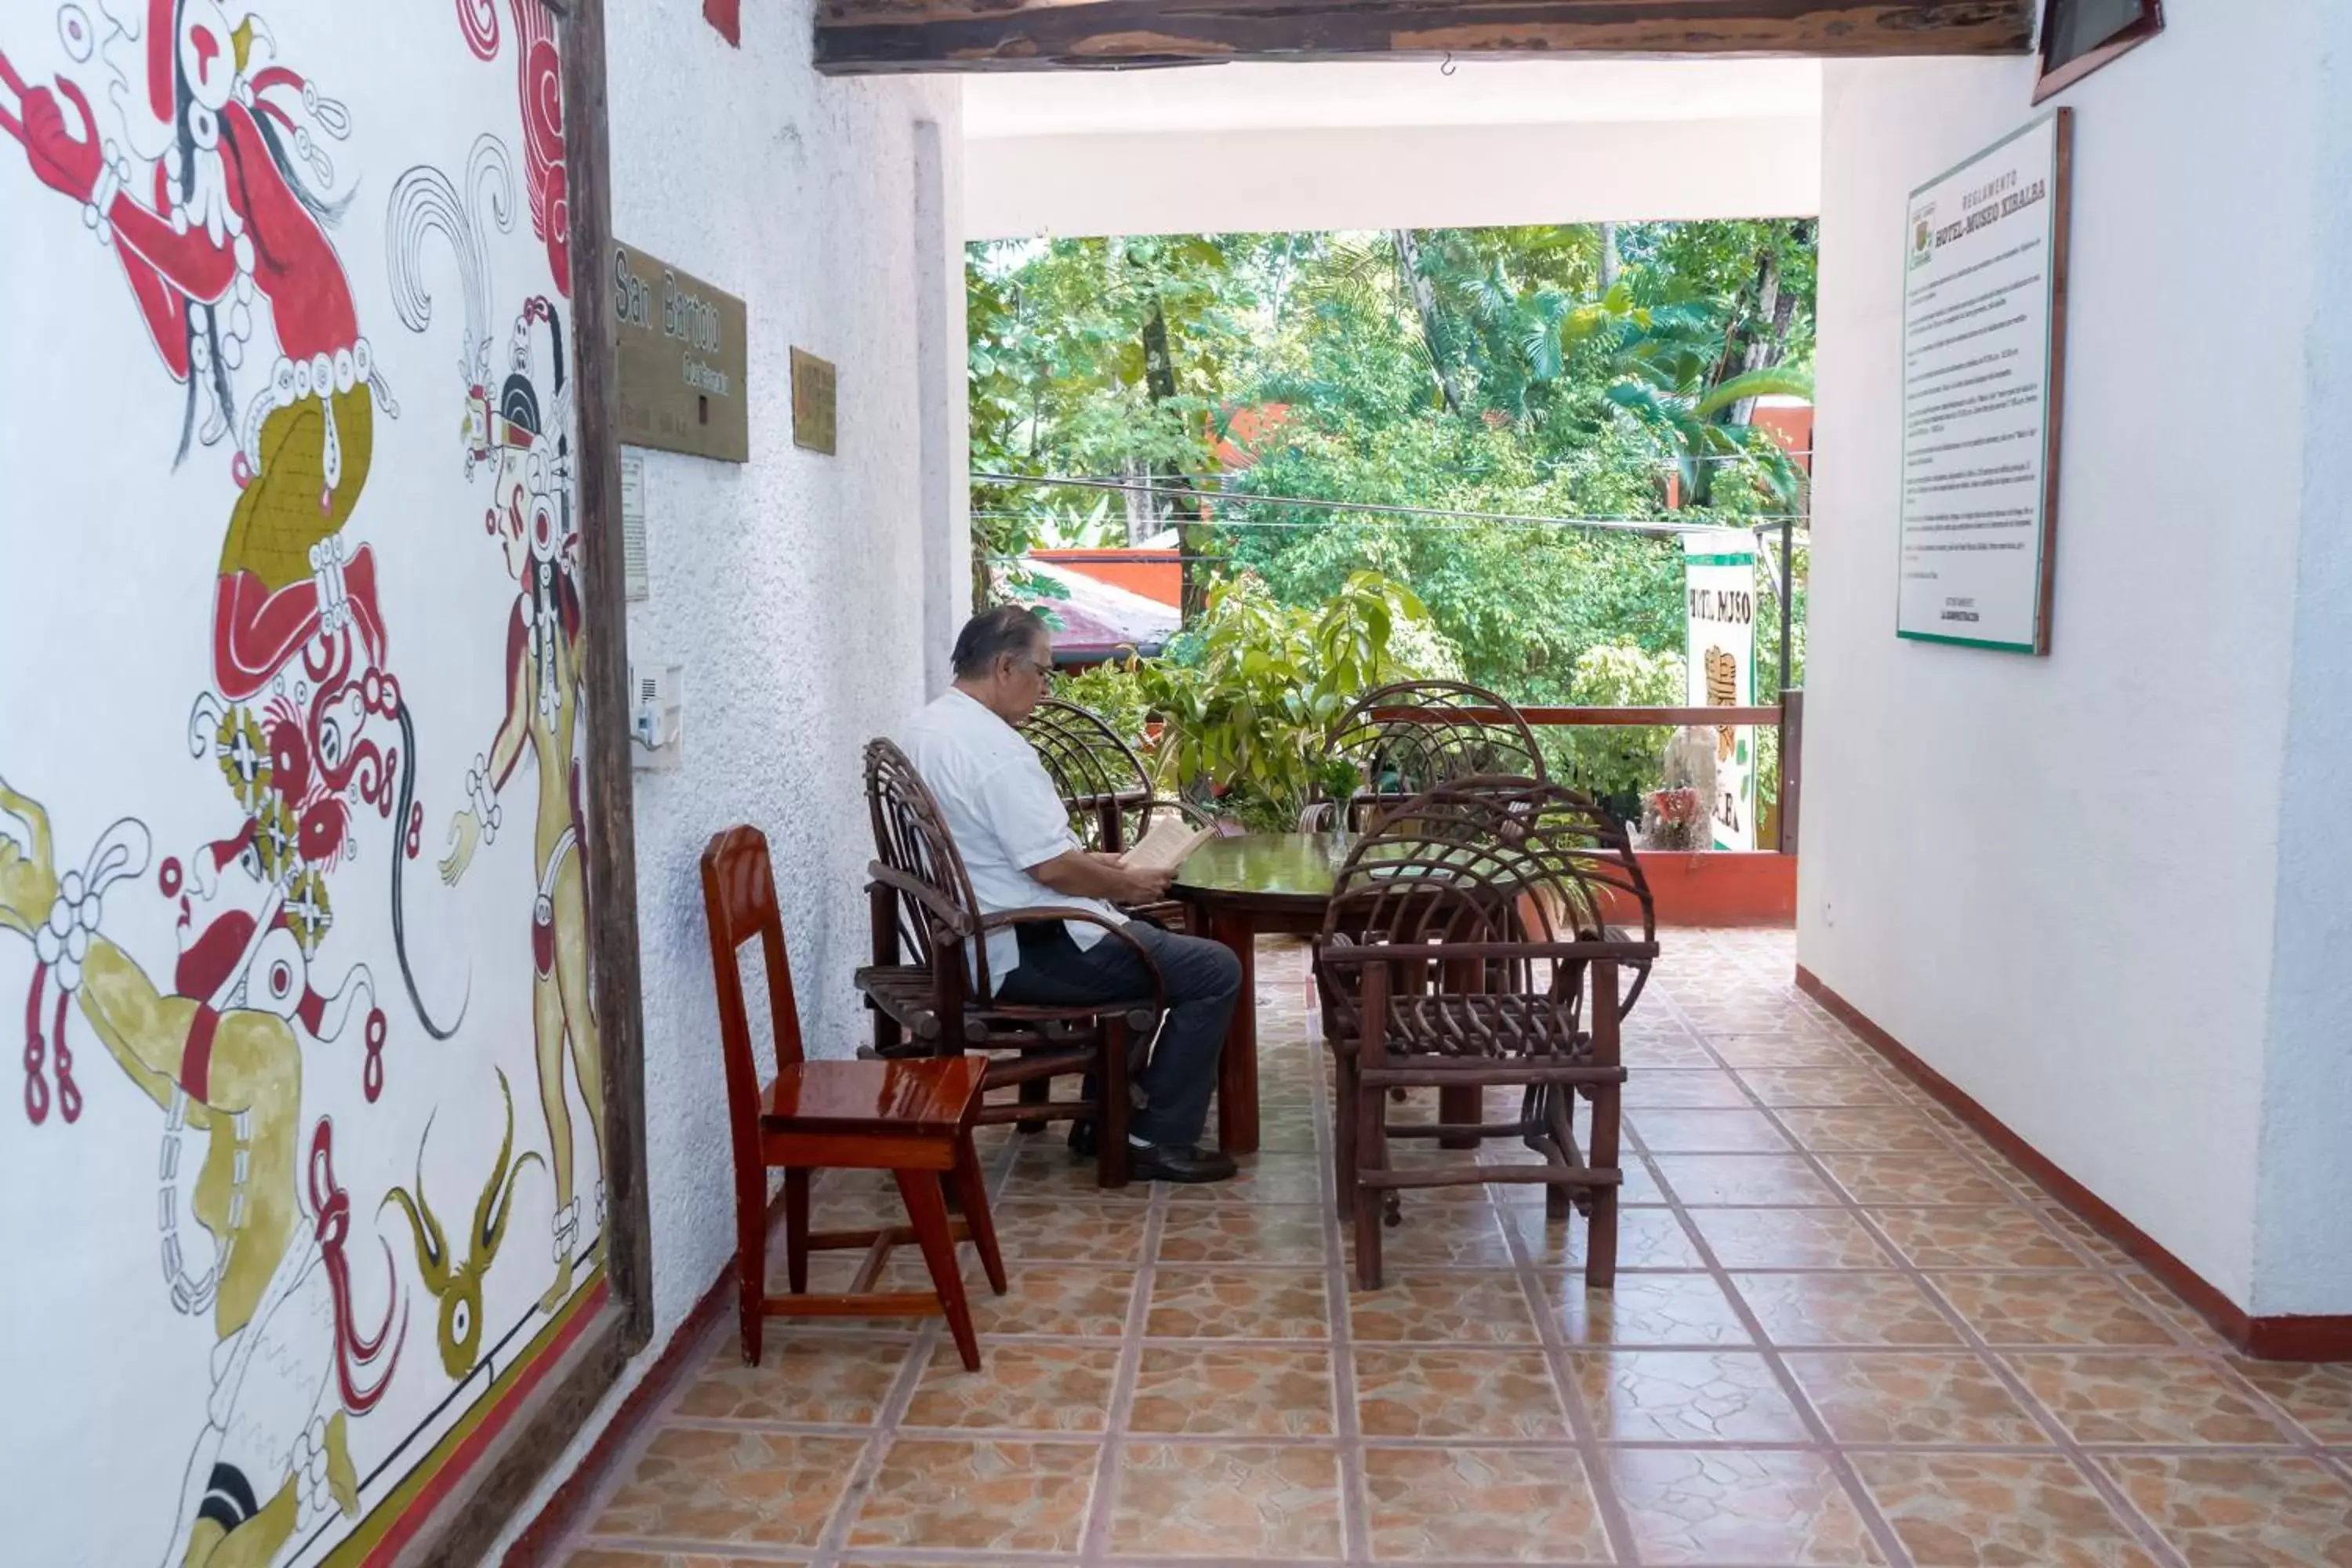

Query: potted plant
<box><xmin>1134</xmin><ymin>572</ymin><xmax>1447</xmax><ymax>832</ymax></box>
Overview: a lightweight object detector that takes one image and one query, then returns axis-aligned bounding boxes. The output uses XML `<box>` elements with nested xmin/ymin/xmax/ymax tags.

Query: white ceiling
<box><xmin>961</xmin><ymin>58</ymin><xmax>1824</xmax><ymax>139</ymax></box>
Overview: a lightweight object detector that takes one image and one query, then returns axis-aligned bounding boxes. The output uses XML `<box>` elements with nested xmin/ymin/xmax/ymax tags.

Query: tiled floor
<box><xmin>558</xmin><ymin>931</ymin><xmax>2352</xmax><ymax>1567</ymax></box>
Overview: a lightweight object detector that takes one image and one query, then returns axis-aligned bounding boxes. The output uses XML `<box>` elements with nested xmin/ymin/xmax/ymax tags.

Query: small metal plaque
<box><xmin>792</xmin><ymin>348</ymin><xmax>837</xmax><ymax>456</ymax></box>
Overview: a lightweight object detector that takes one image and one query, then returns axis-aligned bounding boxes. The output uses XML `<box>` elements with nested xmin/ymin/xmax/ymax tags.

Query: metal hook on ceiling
<box><xmin>1440</xmin><ymin>52</ymin><xmax>1457</xmax><ymax>75</ymax></box>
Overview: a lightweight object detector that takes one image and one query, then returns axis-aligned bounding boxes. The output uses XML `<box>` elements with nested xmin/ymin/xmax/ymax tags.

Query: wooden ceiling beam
<box><xmin>815</xmin><ymin>0</ymin><xmax>2035</xmax><ymax>75</ymax></box>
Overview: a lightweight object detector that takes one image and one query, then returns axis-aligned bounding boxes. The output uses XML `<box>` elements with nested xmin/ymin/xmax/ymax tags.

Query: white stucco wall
<box><xmin>960</xmin><ymin>59</ymin><xmax>1820</xmax><ymax>239</ymax></box>
<box><xmin>489</xmin><ymin>0</ymin><xmax>964</xmax><ymax>1548</ymax></box>
<box><xmin>967</xmin><ymin>118</ymin><xmax>1821</xmax><ymax>239</ymax></box>
<box><xmin>2254</xmin><ymin>0</ymin><xmax>2352</xmax><ymax>1320</ymax></box>
<box><xmin>1803</xmin><ymin>13</ymin><xmax>2325</xmax><ymax>1310</ymax></box>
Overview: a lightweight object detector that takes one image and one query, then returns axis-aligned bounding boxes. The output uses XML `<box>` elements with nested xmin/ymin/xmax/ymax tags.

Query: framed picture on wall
<box><xmin>2035</xmin><ymin>0</ymin><xmax>2164</xmax><ymax>103</ymax></box>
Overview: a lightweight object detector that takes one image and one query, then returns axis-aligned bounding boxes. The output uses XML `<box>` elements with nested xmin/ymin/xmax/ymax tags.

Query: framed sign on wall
<box><xmin>1897</xmin><ymin>110</ymin><xmax>2074</xmax><ymax>655</ymax></box>
<box><xmin>2035</xmin><ymin>0</ymin><xmax>2163</xmax><ymax>103</ymax></box>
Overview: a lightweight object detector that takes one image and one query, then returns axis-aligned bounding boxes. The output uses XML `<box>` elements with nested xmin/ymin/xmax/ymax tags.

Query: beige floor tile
<box><xmin>1734</xmin><ymin>1272</ymin><xmax>1965</xmax><ymax>1348</ymax></box>
<box><xmin>1853</xmin><ymin>1452</ymin><xmax>2163</xmax><ymax>1566</ymax></box>
<box><xmin>590</xmin><ymin>1427</ymin><xmax>866</xmax><ymax>1549</ymax></box>
<box><xmin>1158</xmin><ymin>1205</ymin><xmax>1330</xmax><ymax>1265</ymax></box>
<box><xmin>1691</xmin><ymin>1207</ymin><xmax>1896</xmax><ymax>1269</ymax></box>
<box><xmin>1353</xmin><ymin>1346</ymin><xmax>1570</xmax><ymax>1439</ymax></box>
<box><xmin>2098</xmin><ymin>1454</ymin><xmax>2352</xmax><ymax>1566</ymax></box>
<box><xmin>1930</xmin><ymin>1273</ymin><xmax>2179</xmax><ymax>1348</ymax></box>
<box><xmin>1146</xmin><ymin>1267</ymin><xmax>1330</xmax><ymax>1339</ymax></box>
<box><xmin>1784</xmin><ymin>1352</ymin><xmax>2051</xmax><ymax>1446</ymax></box>
<box><xmin>670</xmin><ymin>1336</ymin><xmax>912</xmax><ymax>1426</ymax></box>
<box><xmin>1541</xmin><ymin>1271</ymin><xmax>1757</xmax><ymax>1348</ymax></box>
<box><xmin>1130</xmin><ymin>1344</ymin><xmax>1336</xmax><ymax>1436</ymax></box>
<box><xmin>898</xmin><ymin>1342</ymin><xmax>1122</xmax><ymax>1433</ymax></box>
<box><xmin>1606</xmin><ymin>1447</ymin><xmax>1889</xmax><ymax>1565</ymax></box>
<box><xmin>1346</xmin><ymin>1271</ymin><xmax>1541</xmax><ymax>1345</ymax></box>
<box><xmin>1571</xmin><ymin>1348</ymin><xmax>1813</xmax><ymax>1444</ymax></box>
<box><xmin>1867</xmin><ymin>1207</ymin><xmax>2087</xmax><ymax>1271</ymax></box>
<box><xmin>844</xmin><ymin>1436</ymin><xmax>1098</xmax><ymax>1553</ymax></box>
<box><xmin>1109</xmin><ymin>1442</ymin><xmax>1344</xmax><ymax>1559</ymax></box>
<box><xmin>2005</xmin><ymin>1352</ymin><xmax>2299</xmax><ymax>1446</ymax></box>
<box><xmin>1361</xmin><ymin>1446</ymin><xmax>1612</xmax><ymax>1563</ymax></box>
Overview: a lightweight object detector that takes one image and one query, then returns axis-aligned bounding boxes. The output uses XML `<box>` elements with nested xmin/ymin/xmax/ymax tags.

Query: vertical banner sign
<box><xmin>1685</xmin><ymin>536</ymin><xmax>1758</xmax><ymax>851</ymax></box>
<box><xmin>1898</xmin><ymin>111</ymin><xmax>2073</xmax><ymax>654</ymax></box>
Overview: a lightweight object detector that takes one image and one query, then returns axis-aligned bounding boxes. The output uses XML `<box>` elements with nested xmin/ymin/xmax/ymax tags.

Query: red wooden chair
<box><xmin>701</xmin><ymin>824</ymin><xmax>1007</xmax><ymax>1371</ymax></box>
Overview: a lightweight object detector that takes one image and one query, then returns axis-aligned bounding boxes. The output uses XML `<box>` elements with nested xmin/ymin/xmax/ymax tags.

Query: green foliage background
<box><xmin>970</xmin><ymin>222</ymin><xmax>1813</xmax><ymax>811</ymax></box>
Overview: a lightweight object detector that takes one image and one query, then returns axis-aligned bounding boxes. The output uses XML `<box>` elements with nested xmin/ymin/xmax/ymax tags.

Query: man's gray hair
<box><xmin>951</xmin><ymin>605</ymin><xmax>1051</xmax><ymax>679</ymax></box>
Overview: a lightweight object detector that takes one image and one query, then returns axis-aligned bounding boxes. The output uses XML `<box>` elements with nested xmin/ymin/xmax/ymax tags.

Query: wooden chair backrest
<box><xmin>1327</xmin><ymin>681</ymin><xmax>1549</xmax><ymax>826</ymax></box>
<box><xmin>864</xmin><ymin>737</ymin><xmax>993</xmax><ymax>998</ymax></box>
<box><xmin>1018</xmin><ymin>697</ymin><xmax>1155</xmax><ymax>852</ymax></box>
<box><xmin>1319</xmin><ymin>776</ymin><xmax>1657</xmax><ymax>1025</ymax></box>
<box><xmin>700</xmin><ymin>826</ymin><xmax>808</xmax><ymax>1152</ymax></box>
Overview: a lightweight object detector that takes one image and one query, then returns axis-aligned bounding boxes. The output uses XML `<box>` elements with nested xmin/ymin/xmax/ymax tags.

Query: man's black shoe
<box><xmin>1132</xmin><ymin>1142</ymin><xmax>1238</xmax><ymax>1184</ymax></box>
<box><xmin>1067</xmin><ymin>1120</ymin><xmax>1098</xmax><ymax>1160</ymax></box>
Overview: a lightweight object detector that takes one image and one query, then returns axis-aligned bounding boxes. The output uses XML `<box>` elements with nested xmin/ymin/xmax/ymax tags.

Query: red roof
<box><xmin>1024</xmin><ymin>561</ymin><xmax>1180</xmax><ymax>660</ymax></box>
<box><xmin>1212</xmin><ymin>404</ymin><xmax>1291</xmax><ymax>471</ymax></box>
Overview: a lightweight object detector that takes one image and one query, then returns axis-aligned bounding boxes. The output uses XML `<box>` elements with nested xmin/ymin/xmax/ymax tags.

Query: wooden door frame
<box><xmin>394</xmin><ymin>0</ymin><xmax>653</xmax><ymax>1559</ymax></box>
<box><xmin>812</xmin><ymin>0</ymin><xmax>2040</xmax><ymax>75</ymax></box>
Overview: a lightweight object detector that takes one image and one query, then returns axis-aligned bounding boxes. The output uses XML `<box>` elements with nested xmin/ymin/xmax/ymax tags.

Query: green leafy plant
<box><xmin>1315</xmin><ymin>757</ymin><xmax>1366</xmax><ymax>809</ymax></box>
<box><xmin>1549</xmin><ymin>642</ymin><xmax>1688</xmax><ymax>819</ymax></box>
<box><xmin>1052</xmin><ymin>660</ymin><xmax>1153</xmax><ymax>748</ymax></box>
<box><xmin>1134</xmin><ymin>572</ymin><xmax>1449</xmax><ymax>831</ymax></box>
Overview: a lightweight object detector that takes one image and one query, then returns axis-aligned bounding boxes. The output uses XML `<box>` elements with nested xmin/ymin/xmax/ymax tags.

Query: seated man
<box><xmin>902</xmin><ymin>606</ymin><xmax>1242</xmax><ymax>1183</ymax></box>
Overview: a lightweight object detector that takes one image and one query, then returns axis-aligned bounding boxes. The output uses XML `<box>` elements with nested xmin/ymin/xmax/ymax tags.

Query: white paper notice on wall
<box><xmin>622</xmin><ymin>450</ymin><xmax>650</xmax><ymax>601</ymax></box>
<box><xmin>1897</xmin><ymin>110</ymin><xmax>2073</xmax><ymax>655</ymax></box>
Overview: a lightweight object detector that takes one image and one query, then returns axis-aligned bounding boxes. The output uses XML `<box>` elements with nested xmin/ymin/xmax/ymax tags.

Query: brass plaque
<box><xmin>792</xmin><ymin>348</ymin><xmax>837</xmax><ymax>455</ymax></box>
<box><xmin>611</xmin><ymin>241</ymin><xmax>749</xmax><ymax>463</ymax></box>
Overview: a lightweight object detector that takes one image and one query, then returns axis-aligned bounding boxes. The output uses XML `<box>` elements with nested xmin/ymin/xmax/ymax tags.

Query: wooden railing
<box><xmin>1456</xmin><ymin>692</ymin><xmax>1806</xmax><ymax>855</ymax></box>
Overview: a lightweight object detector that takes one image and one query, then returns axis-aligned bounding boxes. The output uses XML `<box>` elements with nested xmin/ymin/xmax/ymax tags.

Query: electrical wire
<box><xmin>971</xmin><ymin>471</ymin><xmax>1806</xmax><ymax>539</ymax></box>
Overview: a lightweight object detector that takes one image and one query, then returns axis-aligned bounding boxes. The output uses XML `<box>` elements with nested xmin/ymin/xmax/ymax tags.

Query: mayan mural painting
<box><xmin>0</xmin><ymin>2</ymin><xmax>604</xmax><ymax>1562</ymax></box>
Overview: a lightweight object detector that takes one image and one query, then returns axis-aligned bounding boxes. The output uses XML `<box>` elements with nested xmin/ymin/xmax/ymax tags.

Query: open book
<box><xmin>1118</xmin><ymin>815</ymin><xmax>1219</xmax><ymax>875</ymax></box>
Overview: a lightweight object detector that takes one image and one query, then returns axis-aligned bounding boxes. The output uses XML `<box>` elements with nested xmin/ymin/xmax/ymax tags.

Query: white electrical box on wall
<box><xmin>630</xmin><ymin>662</ymin><xmax>683</xmax><ymax>771</ymax></box>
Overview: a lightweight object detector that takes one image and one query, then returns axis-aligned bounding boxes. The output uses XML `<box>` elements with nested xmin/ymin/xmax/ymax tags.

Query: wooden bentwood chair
<box><xmin>1016</xmin><ymin>697</ymin><xmax>1199</xmax><ymax>857</ymax></box>
<box><xmin>1315</xmin><ymin>779</ymin><xmax>1657</xmax><ymax>1291</ymax></box>
<box><xmin>856</xmin><ymin>739</ymin><xmax>1166</xmax><ymax>1188</ymax></box>
<box><xmin>1305</xmin><ymin>680</ymin><xmax>1550</xmax><ymax>832</ymax></box>
<box><xmin>701</xmin><ymin>825</ymin><xmax>1007</xmax><ymax>1371</ymax></box>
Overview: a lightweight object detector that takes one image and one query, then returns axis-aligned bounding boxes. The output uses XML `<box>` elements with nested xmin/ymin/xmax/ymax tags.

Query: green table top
<box><xmin>1172</xmin><ymin>833</ymin><xmax>1357</xmax><ymax>902</ymax></box>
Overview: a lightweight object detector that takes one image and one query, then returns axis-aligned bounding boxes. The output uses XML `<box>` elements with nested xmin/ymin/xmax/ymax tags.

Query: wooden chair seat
<box><xmin>704</xmin><ymin>826</ymin><xmax>1007</xmax><ymax>1372</ymax></box>
<box><xmin>856</xmin><ymin>964</ymin><xmax>1154</xmax><ymax>1048</ymax></box>
<box><xmin>1330</xmin><ymin>993</ymin><xmax>1610</xmax><ymax>1066</ymax></box>
<box><xmin>761</xmin><ymin>1056</ymin><xmax>988</xmax><ymax>1140</ymax></box>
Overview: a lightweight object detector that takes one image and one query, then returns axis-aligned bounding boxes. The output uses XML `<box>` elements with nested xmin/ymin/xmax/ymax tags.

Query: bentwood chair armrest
<box><xmin>1153</xmin><ymin>795</ymin><xmax>1219</xmax><ymax>829</ymax></box>
<box><xmin>977</xmin><ymin>906</ymin><xmax>1170</xmax><ymax>1014</ymax></box>
<box><xmin>867</xmin><ymin>862</ymin><xmax>976</xmax><ymax>937</ymax></box>
<box><xmin>1313</xmin><ymin>938</ymin><xmax>1660</xmax><ymax>967</ymax></box>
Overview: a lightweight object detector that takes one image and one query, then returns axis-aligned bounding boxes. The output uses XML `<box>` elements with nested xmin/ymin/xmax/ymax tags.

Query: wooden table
<box><xmin>1176</xmin><ymin>833</ymin><xmax>1484</xmax><ymax>1156</ymax></box>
